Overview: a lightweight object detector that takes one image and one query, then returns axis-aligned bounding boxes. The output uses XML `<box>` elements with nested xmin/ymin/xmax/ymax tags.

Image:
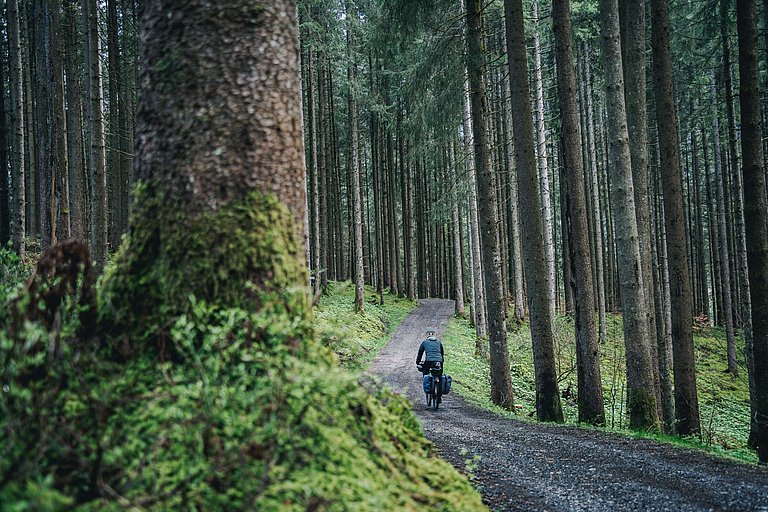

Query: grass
<box><xmin>313</xmin><ymin>281</ymin><xmax>417</xmax><ymax>371</ymax></box>
<box><xmin>443</xmin><ymin>311</ymin><xmax>758</xmax><ymax>464</ymax></box>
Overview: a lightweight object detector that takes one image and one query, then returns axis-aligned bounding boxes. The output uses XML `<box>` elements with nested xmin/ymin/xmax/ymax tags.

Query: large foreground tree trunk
<box><xmin>736</xmin><ymin>0</ymin><xmax>768</xmax><ymax>463</ymax></box>
<box><xmin>504</xmin><ymin>0</ymin><xmax>563</xmax><ymax>421</ymax></box>
<box><xmin>102</xmin><ymin>0</ymin><xmax>308</xmax><ymax>343</ymax></box>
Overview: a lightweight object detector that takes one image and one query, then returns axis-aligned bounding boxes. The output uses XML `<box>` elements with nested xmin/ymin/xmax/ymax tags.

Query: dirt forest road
<box><xmin>367</xmin><ymin>299</ymin><xmax>768</xmax><ymax>512</ymax></box>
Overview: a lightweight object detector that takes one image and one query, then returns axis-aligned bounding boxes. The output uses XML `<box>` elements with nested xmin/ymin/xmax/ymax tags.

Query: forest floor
<box><xmin>367</xmin><ymin>299</ymin><xmax>768</xmax><ymax>512</ymax></box>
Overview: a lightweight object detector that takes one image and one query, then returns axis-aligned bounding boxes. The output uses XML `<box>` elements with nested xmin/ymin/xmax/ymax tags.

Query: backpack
<box><xmin>422</xmin><ymin>375</ymin><xmax>434</xmax><ymax>394</ymax></box>
<box><xmin>441</xmin><ymin>375</ymin><xmax>452</xmax><ymax>395</ymax></box>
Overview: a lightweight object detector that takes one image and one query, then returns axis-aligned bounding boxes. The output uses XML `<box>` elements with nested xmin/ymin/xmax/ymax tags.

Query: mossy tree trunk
<box><xmin>102</xmin><ymin>0</ymin><xmax>309</xmax><ymax>342</ymax></box>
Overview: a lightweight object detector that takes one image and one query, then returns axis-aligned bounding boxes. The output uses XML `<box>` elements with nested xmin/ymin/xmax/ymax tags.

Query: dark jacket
<box><xmin>417</xmin><ymin>336</ymin><xmax>444</xmax><ymax>363</ymax></box>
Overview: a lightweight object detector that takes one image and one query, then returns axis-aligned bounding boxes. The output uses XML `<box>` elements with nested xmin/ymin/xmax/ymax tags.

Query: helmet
<box><xmin>425</xmin><ymin>328</ymin><xmax>436</xmax><ymax>336</ymax></box>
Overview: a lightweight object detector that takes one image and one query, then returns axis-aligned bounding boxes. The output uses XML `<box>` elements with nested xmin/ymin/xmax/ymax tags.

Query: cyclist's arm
<box><xmin>441</xmin><ymin>343</ymin><xmax>444</xmax><ymax>357</ymax></box>
<box><xmin>416</xmin><ymin>343</ymin><xmax>425</xmax><ymax>364</ymax></box>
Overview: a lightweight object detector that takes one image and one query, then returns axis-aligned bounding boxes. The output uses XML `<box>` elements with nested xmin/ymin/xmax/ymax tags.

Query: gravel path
<box><xmin>367</xmin><ymin>299</ymin><xmax>768</xmax><ymax>511</ymax></box>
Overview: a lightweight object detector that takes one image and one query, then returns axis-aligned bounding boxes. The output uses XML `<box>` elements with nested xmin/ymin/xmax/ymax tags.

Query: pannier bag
<box><xmin>441</xmin><ymin>375</ymin><xmax>452</xmax><ymax>394</ymax></box>
<box><xmin>422</xmin><ymin>375</ymin><xmax>433</xmax><ymax>394</ymax></box>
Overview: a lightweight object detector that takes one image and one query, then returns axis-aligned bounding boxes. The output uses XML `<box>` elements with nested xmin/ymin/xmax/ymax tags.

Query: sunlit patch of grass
<box><xmin>313</xmin><ymin>281</ymin><xmax>417</xmax><ymax>371</ymax></box>
<box><xmin>444</xmin><ymin>310</ymin><xmax>758</xmax><ymax>464</ymax></box>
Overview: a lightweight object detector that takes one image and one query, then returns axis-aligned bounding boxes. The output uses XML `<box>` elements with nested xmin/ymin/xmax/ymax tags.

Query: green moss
<box><xmin>100</xmin><ymin>184</ymin><xmax>310</xmax><ymax>354</ymax></box>
<box><xmin>3</xmin><ymin>187</ymin><xmax>486</xmax><ymax>510</ymax></box>
<box><xmin>627</xmin><ymin>388</ymin><xmax>659</xmax><ymax>432</ymax></box>
<box><xmin>314</xmin><ymin>281</ymin><xmax>417</xmax><ymax>370</ymax></box>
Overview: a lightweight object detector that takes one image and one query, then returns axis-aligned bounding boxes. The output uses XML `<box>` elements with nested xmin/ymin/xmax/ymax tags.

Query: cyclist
<box><xmin>416</xmin><ymin>328</ymin><xmax>444</xmax><ymax>377</ymax></box>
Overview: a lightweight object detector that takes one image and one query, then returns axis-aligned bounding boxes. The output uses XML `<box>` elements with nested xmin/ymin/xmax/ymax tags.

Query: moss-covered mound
<box><xmin>1</xmin><ymin>191</ymin><xmax>486</xmax><ymax>511</ymax></box>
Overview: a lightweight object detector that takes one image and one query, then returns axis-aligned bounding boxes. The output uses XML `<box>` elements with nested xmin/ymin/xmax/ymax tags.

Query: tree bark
<box><xmin>622</xmin><ymin>0</ymin><xmax>664</xmax><ymax>424</ymax></box>
<box><xmin>601</xmin><ymin>0</ymin><xmax>659</xmax><ymax>430</ymax></box>
<box><xmin>711</xmin><ymin>106</ymin><xmax>737</xmax><ymax>375</ymax></box>
<box><xmin>0</xmin><ymin>35</ymin><xmax>9</xmax><ymax>248</ymax></box>
<box><xmin>34</xmin><ymin>0</ymin><xmax>70</xmax><ymax>249</ymax></box>
<box><xmin>451</xmin><ymin>140</ymin><xmax>466</xmax><ymax>317</ymax></box>
<box><xmin>347</xmin><ymin>2</ymin><xmax>364</xmax><ymax>313</ymax></box>
<box><xmin>736</xmin><ymin>0</ymin><xmax>768</xmax><ymax>463</ymax></box>
<box><xmin>8</xmin><ymin>0</ymin><xmax>26</xmax><ymax>260</ymax></box>
<box><xmin>503</xmin><ymin>69</ymin><xmax>526</xmax><ymax>324</ymax></box>
<box><xmin>553</xmin><ymin>0</ymin><xmax>605</xmax><ymax>424</ymax></box>
<box><xmin>103</xmin><ymin>0</ymin><xmax>309</xmax><ymax>343</ymax></box>
<box><xmin>722</xmin><ymin>0</ymin><xmax>756</xmax><ymax>446</ymax></box>
<box><xmin>64</xmin><ymin>0</ymin><xmax>86</xmax><ymax>241</ymax></box>
<box><xmin>463</xmin><ymin>73</ymin><xmax>488</xmax><ymax>339</ymax></box>
<box><xmin>107</xmin><ymin>0</ymin><xmax>122</xmax><ymax>248</ymax></box>
<box><xmin>532</xmin><ymin>0</ymin><xmax>557</xmax><ymax>315</ymax></box>
<box><xmin>582</xmin><ymin>45</ymin><xmax>607</xmax><ymax>344</ymax></box>
<box><xmin>467</xmin><ymin>0</ymin><xmax>514</xmax><ymax>409</ymax></box>
<box><xmin>504</xmin><ymin>0</ymin><xmax>562</xmax><ymax>420</ymax></box>
<box><xmin>651</xmin><ymin>0</ymin><xmax>699</xmax><ymax>435</ymax></box>
<box><xmin>83</xmin><ymin>0</ymin><xmax>108</xmax><ymax>268</ymax></box>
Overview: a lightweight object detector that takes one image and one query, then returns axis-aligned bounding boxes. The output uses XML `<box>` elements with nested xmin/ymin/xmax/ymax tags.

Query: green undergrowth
<box><xmin>314</xmin><ymin>281</ymin><xmax>416</xmax><ymax>371</ymax></box>
<box><xmin>444</xmin><ymin>312</ymin><xmax>757</xmax><ymax>465</ymax></box>
<box><xmin>0</xmin><ymin>194</ymin><xmax>485</xmax><ymax>510</ymax></box>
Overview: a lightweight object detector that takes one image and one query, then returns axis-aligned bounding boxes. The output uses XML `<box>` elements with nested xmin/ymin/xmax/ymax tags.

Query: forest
<box><xmin>0</xmin><ymin>0</ymin><xmax>767</xmax><ymax>509</ymax></box>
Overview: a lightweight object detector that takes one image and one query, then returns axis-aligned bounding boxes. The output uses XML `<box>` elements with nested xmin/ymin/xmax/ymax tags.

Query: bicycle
<box><xmin>419</xmin><ymin>362</ymin><xmax>443</xmax><ymax>411</ymax></box>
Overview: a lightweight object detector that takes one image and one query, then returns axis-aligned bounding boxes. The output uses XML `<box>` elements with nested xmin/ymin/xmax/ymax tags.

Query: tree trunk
<box><xmin>736</xmin><ymin>0</ymin><xmax>768</xmax><ymax>463</ymax></box>
<box><xmin>532</xmin><ymin>0</ymin><xmax>557</xmax><ymax>315</ymax></box>
<box><xmin>82</xmin><ymin>0</ymin><xmax>108</xmax><ymax>268</ymax></box>
<box><xmin>24</xmin><ymin>4</ymin><xmax>38</xmax><ymax>240</ymax></box>
<box><xmin>722</xmin><ymin>0</ymin><xmax>757</xmax><ymax>446</ymax></box>
<box><xmin>107</xmin><ymin>0</ymin><xmax>121</xmax><ymax>248</ymax></box>
<box><xmin>601</xmin><ymin>0</ymin><xmax>659</xmax><ymax>430</ymax></box>
<box><xmin>651</xmin><ymin>139</ymin><xmax>676</xmax><ymax>431</ymax></box>
<box><xmin>463</xmin><ymin>73</ymin><xmax>488</xmax><ymax>339</ymax></box>
<box><xmin>583</xmin><ymin>45</ymin><xmax>607</xmax><ymax>344</ymax></box>
<box><xmin>467</xmin><ymin>0</ymin><xmax>514</xmax><ymax>409</ymax></box>
<box><xmin>553</xmin><ymin>0</ymin><xmax>605</xmax><ymax>424</ymax></box>
<box><xmin>504</xmin><ymin>0</ymin><xmax>562</xmax><ymax>420</ymax></box>
<box><xmin>64</xmin><ymin>0</ymin><xmax>86</xmax><ymax>241</ymax></box>
<box><xmin>503</xmin><ymin>70</ymin><xmax>526</xmax><ymax>324</ymax></box>
<box><xmin>651</xmin><ymin>0</ymin><xmax>699</xmax><ymax>435</ymax></box>
<box><xmin>103</xmin><ymin>0</ymin><xmax>309</xmax><ymax>344</ymax></box>
<box><xmin>0</xmin><ymin>38</ymin><xmax>9</xmax><ymax>248</ymax></box>
<box><xmin>34</xmin><ymin>0</ymin><xmax>70</xmax><ymax>250</ymax></box>
<box><xmin>307</xmin><ymin>50</ymin><xmax>322</xmax><ymax>304</ymax></box>
<box><xmin>711</xmin><ymin>103</ymin><xmax>738</xmax><ymax>375</ymax></box>
<box><xmin>8</xmin><ymin>0</ymin><xmax>26</xmax><ymax>260</ymax></box>
<box><xmin>622</xmin><ymin>0</ymin><xmax>664</xmax><ymax>423</ymax></box>
<box><xmin>347</xmin><ymin>2</ymin><xmax>364</xmax><ymax>313</ymax></box>
<box><xmin>451</xmin><ymin>141</ymin><xmax>466</xmax><ymax>317</ymax></box>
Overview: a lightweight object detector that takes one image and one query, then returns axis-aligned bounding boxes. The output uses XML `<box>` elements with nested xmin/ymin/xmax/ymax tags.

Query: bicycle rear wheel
<box><xmin>432</xmin><ymin>377</ymin><xmax>440</xmax><ymax>411</ymax></box>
